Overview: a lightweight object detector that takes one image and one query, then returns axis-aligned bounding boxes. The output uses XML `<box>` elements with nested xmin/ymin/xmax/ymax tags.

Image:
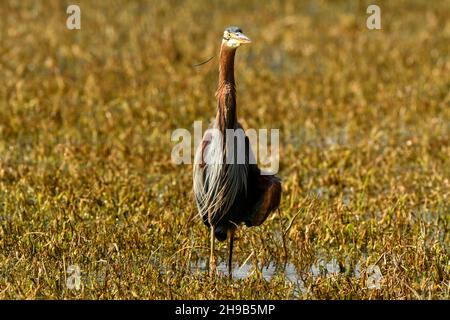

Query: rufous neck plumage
<box><xmin>216</xmin><ymin>42</ymin><xmax>237</xmax><ymax>133</ymax></box>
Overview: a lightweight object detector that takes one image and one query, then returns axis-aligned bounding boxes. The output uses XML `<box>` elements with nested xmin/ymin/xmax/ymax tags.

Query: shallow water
<box><xmin>190</xmin><ymin>259</ymin><xmax>293</xmax><ymax>279</ymax></box>
<box><xmin>190</xmin><ymin>259</ymin><xmax>307</xmax><ymax>297</ymax></box>
<box><xmin>188</xmin><ymin>251</ymin><xmax>380</xmax><ymax>298</ymax></box>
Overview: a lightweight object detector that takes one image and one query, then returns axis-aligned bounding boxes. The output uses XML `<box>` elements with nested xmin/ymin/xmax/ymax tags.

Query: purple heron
<box><xmin>193</xmin><ymin>26</ymin><xmax>281</xmax><ymax>278</ymax></box>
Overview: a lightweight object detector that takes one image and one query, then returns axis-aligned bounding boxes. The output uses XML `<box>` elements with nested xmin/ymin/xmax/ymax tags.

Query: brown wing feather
<box><xmin>246</xmin><ymin>174</ymin><xmax>282</xmax><ymax>227</ymax></box>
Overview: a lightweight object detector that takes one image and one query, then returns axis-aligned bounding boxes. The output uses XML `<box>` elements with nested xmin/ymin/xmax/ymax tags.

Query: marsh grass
<box><xmin>0</xmin><ymin>0</ymin><xmax>449</xmax><ymax>299</ymax></box>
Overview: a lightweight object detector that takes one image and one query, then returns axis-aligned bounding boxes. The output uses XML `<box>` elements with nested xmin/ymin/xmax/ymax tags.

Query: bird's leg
<box><xmin>228</xmin><ymin>229</ymin><xmax>235</xmax><ymax>280</ymax></box>
<box><xmin>209</xmin><ymin>226</ymin><xmax>216</xmax><ymax>277</ymax></box>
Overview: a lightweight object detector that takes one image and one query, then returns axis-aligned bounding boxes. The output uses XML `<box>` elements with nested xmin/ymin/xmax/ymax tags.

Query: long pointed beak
<box><xmin>235</xmin><ymin>32</ymin><xmax>251</xmax><ymax>44</ymax></box>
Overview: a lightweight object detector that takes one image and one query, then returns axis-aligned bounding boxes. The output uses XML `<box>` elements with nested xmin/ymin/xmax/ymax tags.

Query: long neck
<box><xmin>215</xmin><ymin>43</ymin><xmax>237</xmax><ymax>133</ymax></box>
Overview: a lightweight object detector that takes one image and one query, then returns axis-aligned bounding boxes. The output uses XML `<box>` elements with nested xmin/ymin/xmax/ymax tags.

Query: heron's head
<box><xmin>222</xmin><ymin>26</ymin><xmax>251</xmax><ymax>48</ymax></box>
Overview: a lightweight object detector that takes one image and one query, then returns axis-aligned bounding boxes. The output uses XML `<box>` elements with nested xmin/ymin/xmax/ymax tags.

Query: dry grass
<box><xmin>0</xmin><ymin>0</ymin><xmax>449</xmax><ymax>299</ymax></box>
